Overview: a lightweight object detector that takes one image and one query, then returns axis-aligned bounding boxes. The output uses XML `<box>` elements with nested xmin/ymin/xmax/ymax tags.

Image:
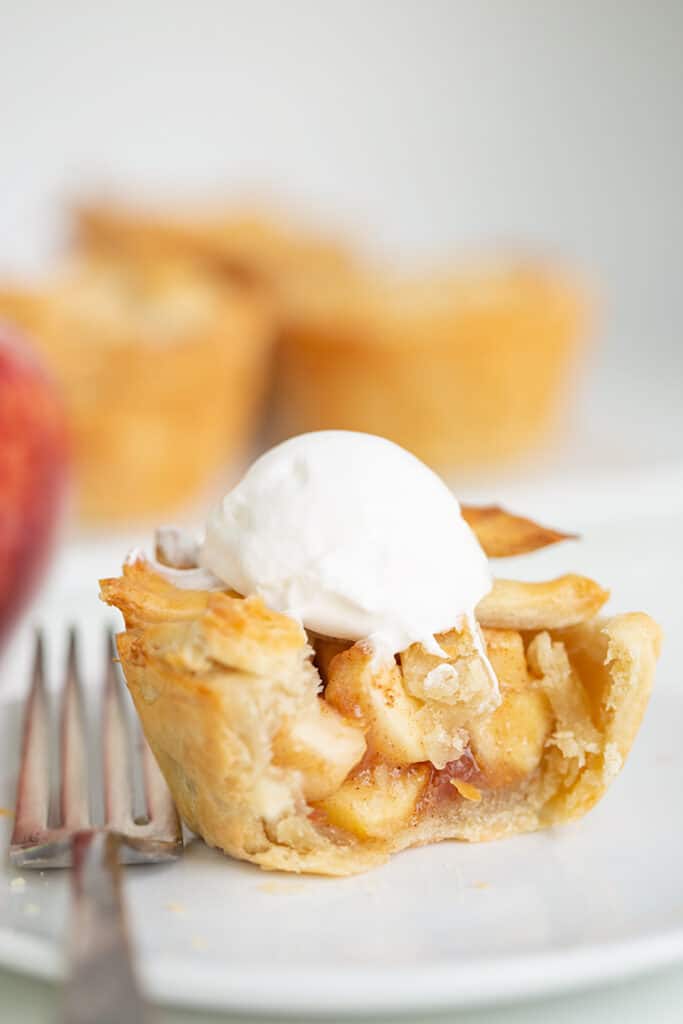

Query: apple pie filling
<box><xmin>273</xmin><ymin>621</ymin><xmax>592</xmax><ymax>843</ymax></box>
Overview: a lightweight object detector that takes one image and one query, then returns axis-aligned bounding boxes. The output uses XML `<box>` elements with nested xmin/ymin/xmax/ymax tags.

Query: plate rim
<box><xmin>1</xmin><ymin>924</ymin><xmax>683</xmax><ymax>1014</ymax></box>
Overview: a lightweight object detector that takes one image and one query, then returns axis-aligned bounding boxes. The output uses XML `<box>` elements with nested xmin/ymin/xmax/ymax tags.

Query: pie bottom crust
<box><xmin>103</xmin><ymin>561</ymin><xmax>660</xmax><ymax>876</ymax></box>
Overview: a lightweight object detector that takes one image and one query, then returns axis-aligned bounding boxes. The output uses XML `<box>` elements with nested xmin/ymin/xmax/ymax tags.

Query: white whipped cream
<box><xmin>199</xmin><ymin>431</ymin><xmax>493</xmax><ymax>659</ymax></box>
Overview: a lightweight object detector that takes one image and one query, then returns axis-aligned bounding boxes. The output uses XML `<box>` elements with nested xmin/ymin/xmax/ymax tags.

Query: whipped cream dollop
<box><xmin>199</xmin><ymin>431</ymin><xmax>493</xmax><ymax>658</ymax></box>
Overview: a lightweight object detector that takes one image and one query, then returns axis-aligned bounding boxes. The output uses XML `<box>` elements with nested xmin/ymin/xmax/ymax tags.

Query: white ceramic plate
<box><xmin>0</xmin><ymin>509</ymin><xmax>681</xmax><ymax>1016</ymax></box>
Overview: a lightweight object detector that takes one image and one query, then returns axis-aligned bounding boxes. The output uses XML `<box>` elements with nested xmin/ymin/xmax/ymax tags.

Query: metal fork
<box><xmin>10</xmin><ymin>627</ymin><xmax>183</xmax><ymax>1023</ymax></box>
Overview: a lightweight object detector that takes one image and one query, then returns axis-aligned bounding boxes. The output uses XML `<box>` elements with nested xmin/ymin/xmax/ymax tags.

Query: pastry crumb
<box><xmin>165</xmin><ymin>902</ymin><xmax>186</xmax><ymax>914</ymax></box>
<box><xmin>190</xmin><ymin>935</ymin><xmax>208</xmax><ymax>952</ymax></box>
<box><xmin>257</xmin><ymin>880</ymin><xmax>304</xmax><ymax>894</ymax></box>
<box><xmin>10</xmin><ymin>877</ymin><xmax>26</xmax><ymax>890</ymax></box>
<box><xmin>0</xmin><ymin>807</ymin><xmax>13</xmax><ymax>817</ymax></box>
<box><xmin>473</xmin><ymin>881</ymin><xmax>490</xmax><ymax>890</ymax></box>
<box><xmin>24</xmin><ymin>903</ymin><xmax>40</xmax><ymax>916</ymax></box>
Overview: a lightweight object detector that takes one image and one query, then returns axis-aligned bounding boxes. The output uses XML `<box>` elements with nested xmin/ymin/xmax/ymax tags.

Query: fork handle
<box><xmin>62</xmin><ymin>831</ymin><xmax>154</xmax><ymax>1024</ymax></box>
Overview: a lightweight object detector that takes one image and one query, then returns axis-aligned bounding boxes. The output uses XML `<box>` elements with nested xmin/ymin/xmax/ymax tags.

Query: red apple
<box><xmin>0</xmin><ymin>324</ymin><xmax>69</xmax><ymax>645</ymax></box>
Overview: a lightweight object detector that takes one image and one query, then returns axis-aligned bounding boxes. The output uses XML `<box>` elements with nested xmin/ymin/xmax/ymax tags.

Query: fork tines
<box><xmin>60</xmin><ymin>629</ymin><xmax>90</xmax><ymax>831</ymax></box>
<box><xmin>10</xmin><ymin>627</ymin><xmax>182</xmax><ymax>868</ymax></box>
<box><xmin>10</xmin><ymin>632</ymin><xmax>50</xmax><ymax>854</ymax></box>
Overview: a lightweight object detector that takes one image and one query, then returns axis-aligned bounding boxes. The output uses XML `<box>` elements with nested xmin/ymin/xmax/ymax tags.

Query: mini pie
<box><xmin>74</xmin><ymin>199</ymin><xmax>357</xmax><ymax>296</ymax></box>
<box><xmin>273</xmin><ymin>263</ymin><xmax>590</xmax><ymax>470</ymax></box>
<box><xmin>100</xmin><ymin>508</ymin><xmax>660</xmax><ymax>876</ymax></box>
<box><xmin>0</xmin><ymin>253</ymin><xmax>272</xmax><ymax>523</ymax></box>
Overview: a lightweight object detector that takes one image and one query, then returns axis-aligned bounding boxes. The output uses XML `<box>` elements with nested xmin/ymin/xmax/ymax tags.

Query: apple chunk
<box><xmin>317</xmin><ymin>764</ymin><xmax>429</xmax><ymax>840</ymax></box>
<box><xmin>469</xmin><ymin>688</ymin><xmax>553</xmax><ymax>788</ymax></box>
<box><xmin>272</xmin><ymin>699</ymin><xmax>366</xmax><ymax>801</ymax></box>
<box><xmin>481</xmin><ymin>628</ymin><xmax>530</xmax><ymax>691</ymax></box>
<box><xmin>325</xmin><ymin>645</ymin><xmax>426</xmax><ymax>765</ymax></box>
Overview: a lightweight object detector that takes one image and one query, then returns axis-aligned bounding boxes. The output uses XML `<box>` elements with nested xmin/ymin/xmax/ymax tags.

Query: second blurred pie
<box><xmin>0</xmin><ymin>253</ymin><xmax>272</xmax><ymax>524</ymax></box>
<box><xmin>275</xmin><ymin>263</ymin><xmax>589</xmax><ymax>469</ymax></box>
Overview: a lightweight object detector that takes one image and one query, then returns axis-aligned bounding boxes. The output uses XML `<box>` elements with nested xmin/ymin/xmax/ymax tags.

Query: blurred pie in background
<box><xmin>0</xmin><ymin>252</ymin><xmax>272</xmax><ymax>524</ymax></box>
<box><xmin>74</xmin><ymin>197</ymin><xmax>591</xmax><ymax>472</ymax></box>
<box><xmin>74</xmin><ymin>198</ymin><xmax>357</xmax><ymax>295</ymax></box>
<box><xmin>276</xmin><ymin>262</ymin><xmax>589</xmax><ymax>469</ymax></box>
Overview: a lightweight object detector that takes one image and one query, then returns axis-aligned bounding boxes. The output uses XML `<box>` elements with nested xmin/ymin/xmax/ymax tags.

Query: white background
<box><xmin>2</xmin><ymin>0</ymin><xmax>682</xmax><ymax>369</ymax></box>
